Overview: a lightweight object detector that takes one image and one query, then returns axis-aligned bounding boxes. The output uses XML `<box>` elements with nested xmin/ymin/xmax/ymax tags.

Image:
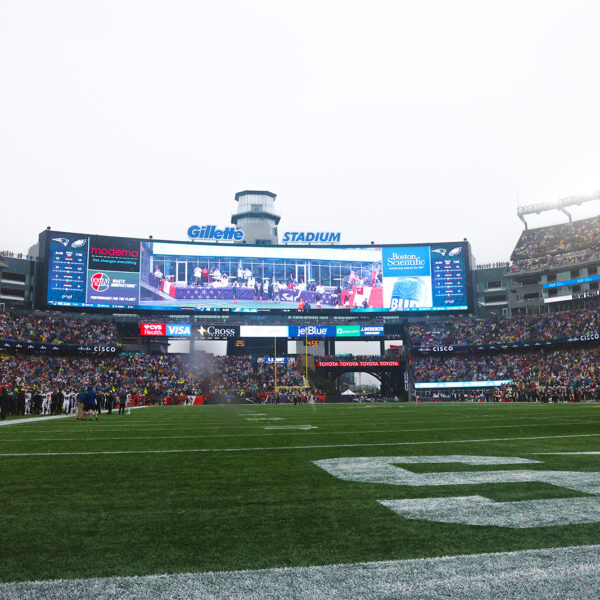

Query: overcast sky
<box><xmin>1</xmin><ymin>0</ymin><xmax>600</xmax><ymax>263</ymax></box>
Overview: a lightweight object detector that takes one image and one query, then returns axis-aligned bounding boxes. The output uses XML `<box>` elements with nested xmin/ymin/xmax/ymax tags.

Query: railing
<box><xmin>476</xmin><ymin>262</ymin><xmax>510</xmax><ymax>270</ymax></box>
<box><xmin>0</xmin><ymin>251</ymin><xmax>38</xmax><ymax>261</ymax></box>
<box><xmin>517</xmin><ymin>190</ymin><xmax>600</xmax><ymax>215</ymax></box>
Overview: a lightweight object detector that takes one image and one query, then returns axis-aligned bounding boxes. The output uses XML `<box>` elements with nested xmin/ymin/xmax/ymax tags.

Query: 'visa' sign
<box><xmin>166</xmin><ymin>324</ymin><xmax>191</xmax><ymax>337</ymax></box>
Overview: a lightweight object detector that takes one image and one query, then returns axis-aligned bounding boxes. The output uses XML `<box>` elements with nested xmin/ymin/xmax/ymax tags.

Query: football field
<box><xmin>2</xmin><ymin>402</ymin><xmax>600</xmax><ymax>599</ymax></box>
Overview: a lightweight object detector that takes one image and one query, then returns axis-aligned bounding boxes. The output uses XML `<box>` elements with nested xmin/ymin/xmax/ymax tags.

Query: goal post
<box><xmin>273</xmin><ymin>335</ymin><xmax>310</xmax><ymax>391</ymax></box>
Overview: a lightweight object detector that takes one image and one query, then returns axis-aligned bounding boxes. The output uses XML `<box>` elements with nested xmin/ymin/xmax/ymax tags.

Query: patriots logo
<box><xmin>52</xmin><ymin>238</ymin><xmax>70</xmax><ymax>246</ymax></box>
<box><xmin>432</xmin><ymin>248</ymin><xmax>446</xmax><ymax>256</ymax></box>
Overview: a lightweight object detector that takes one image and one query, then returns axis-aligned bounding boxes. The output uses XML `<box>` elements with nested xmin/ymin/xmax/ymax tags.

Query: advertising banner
<box><xmin>88</xmin><ymin>235</ymin><xmax>141</xmax><ymax>273</ymax></box>
<box><xmin>166</xmin><ymin>324</ymin><xmax>192</xmax><ymax>337</ymax></box>
<box><xmin>335</xmin><ymin>325</ymin><xmax>361</xmax><ymax>337</ymax></box>
<box><xmin>415</xmin><ymin>380</ymin><xmax>513</xmax><ymax>389</ymax></box>
<box><xmin>359</xmin><ymin>325</ymin><xmax>385</xmax><ymax>336</ymax></box>
<box><xmin>140</xmin><ymin>324</ymin><xmax>192</xmax><ymax>337</ymax></box>
<box><xmin>257</xmin><ymin>357</ymin><xmax>296</xmax><ymax>364</ymax></box>
<box><xmin>0</xmin><ymin>340</ymin><xmax>120</xmax><ymax>354</ymax></box>
<box><xmin>140</xmin><ymin>323</ymin><xmax>166</xmax><ymax>336</ymax></box>
<box><xmin>239</xmin><ymin>325</ymin><xmax>288</xmax><ymax>338</ymax></box>
<box><xmin>86</xmin><ymin>270</ymin><xmax>140</xmax><ymax>306</ymax></box>
<box><xmin>316</xmin><ymin>360</ymin><xmax>401</xmax><ymax>367</ymax></box>
<box><xmin>289</xmin><ymin>325</ymin><xmax>385</xmax><ymax>338</ymax></box>
<box><xmin>289</xmin><ymin>325</ymin><xmax>336</xmax><ymax>338</ymax></box>
<box><xmin>413</xmin><ymin>333</ymin><xmax>600</xmax><ymax>354</ymax></box>
<box><xmin>196</xmin><ymin>325</ymin><xmax>239</xmax><ymax>339</ymax></box>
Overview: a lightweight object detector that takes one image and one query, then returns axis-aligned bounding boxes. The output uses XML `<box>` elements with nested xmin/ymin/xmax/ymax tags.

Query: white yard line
<box><xmin>1</xmin><ymin>432</ymin><xmax>600</xmax><ymax>457</ymax></box>
<box><xmin>2</xmin><ymin>544</ymin><xmax>600</xmax><ymax>600</ymax></box>
<box><xmin>0</xmin><ymin>420</ymin><xmax>593</xmax><ymax>442</ymax></box>
<box><xmin>534</xmin><ymin>452</ymin><xmax>600</xmax><ymax>455</ymax></box>
<box><xmin>0</xmin><ymin>407</ymin><xmax>147</xmax><ymax>427</ymax></box>
<box><xmin>0</xmin><ymin>414</ymin><xmax>73</xmax><ymax>426</ymax></box>
<box><xmin>9</xmin><ymin>412</ymin><xmax>587</xmax><ymax>429</ymax></box>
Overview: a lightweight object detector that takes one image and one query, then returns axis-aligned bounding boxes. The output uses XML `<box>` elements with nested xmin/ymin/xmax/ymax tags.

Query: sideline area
<box><xmin>1</xmin><ymin>543</ymin><xmax>599</xmax><ymax>600</ymax></box>
<box><xmin>0</xmin><ymin>413</ymin><xmax>73</xmax><ymax>427</ymax></box>
<box><xmin>0</xmin><ymin>406</ymin><xmax>146</xmax><ymax>427</ymax></box>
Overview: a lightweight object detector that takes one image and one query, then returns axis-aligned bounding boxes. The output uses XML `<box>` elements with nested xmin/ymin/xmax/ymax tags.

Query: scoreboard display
<box><xmin>38</xmin><ymin>230</ymin><xmax>472</xmax><ymax>314</ymax></box>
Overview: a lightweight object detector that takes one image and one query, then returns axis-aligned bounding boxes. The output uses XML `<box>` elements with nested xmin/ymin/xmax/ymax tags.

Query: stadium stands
<box><xmin>408</xmin><ymin>308</ymin><xmax>600</xmax><ymax>346</ymax></box>
<box><xmin>1</xmin><ymin>305</ymin><xmax>600</xmax><ymax>413</ymax></box>
<box><xmin>209</xmin><ymin>355</ymin><xmax>307</xmax><ymax>398</ymax></box>
<box><xmin>0</xmin><ymin>351</ymin><xmax>309</xmax><ymax>415</ymax></box>
<box><xmin>409</xmin><ymin>347</ymin><xmax>600</xmax><ymax>401</ymax></box>
<box><xmin>510</xmin><ymin>246</ymin><xmax>600</xmax><ymax>273</ymax></box>
<box><xmin>507</xmin><ymin>215</ymin><xmax>600</xmax><ymax>274</ymax></box>
<box><xmin>0</xmin><ymin>311</ymin><xmax>117</xmax><ymax>346</ymax></box>
<box><xmin>511</xmin><ymin>215</ymin><xmax>600</xmax><ymax>260</ymax></box>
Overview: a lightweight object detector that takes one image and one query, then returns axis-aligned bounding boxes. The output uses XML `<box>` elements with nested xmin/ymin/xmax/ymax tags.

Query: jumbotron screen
<box><xmin>41</xmin><ymin>231</ymin><xmax>471</xmax><ymax>313</ymax></box>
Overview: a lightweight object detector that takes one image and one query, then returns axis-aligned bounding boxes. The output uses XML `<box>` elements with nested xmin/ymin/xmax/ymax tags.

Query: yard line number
<box><xmin>313</xmin><ymin>455</ymin><xmax>600</xmax><ymax>528</ymax></box>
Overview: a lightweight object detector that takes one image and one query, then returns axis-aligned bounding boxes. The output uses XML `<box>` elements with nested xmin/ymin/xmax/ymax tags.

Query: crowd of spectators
<box><xmin>408</xmin><ymin>308</ymin><xmax>600</xmax><ymax>346</ymax></box>
<box><xmin>0</xmin><ymin>312</ymin><xmax>117</xmax><ymax>346</ymax></box>
<box><xmin>208</xmin><ymin>356</ymin><xmax>307</xmax><ymax>398</ymax></box>
<box><xmin>0</xmin><ymin>352</ymin><xmax>209</xmax><ymax>400</ymax></box>
<box><xmin>509</xmin><ymin>245</ymin><xmax>600</xmax><ymax>274</ymax></box>
<box><xmin>409</xmin><ymin>347</ymin><xmax>600</xmax><ymax>397</ymax></box>
<box><xmin>0</xmin><ymin>352</ymin><xmax>309</xmax><ymax>414</ymax></box>
<box><xmin>511</xmin><ymin>215</ymin><xmax>600</xmax><ymax>261</ymax></box>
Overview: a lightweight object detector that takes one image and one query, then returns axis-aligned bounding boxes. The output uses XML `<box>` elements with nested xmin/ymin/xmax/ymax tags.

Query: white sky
<box><xmin>2</xmin><ymin>0</ymin><xmax>600</xmax><ymax>263</ymax></box>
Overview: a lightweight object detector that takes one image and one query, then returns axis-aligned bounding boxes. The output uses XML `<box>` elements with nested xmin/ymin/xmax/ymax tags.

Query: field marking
<box><xmin>4</xmin><ymin>413</ymin><xmax>592</xmax><ymax>431</ymax></box>
<box><xmin>0</xmin><ymin>414</ymin><xmax>72</xmax><ymax>426</ymax></box>
<box><xmin>0</xmin><ymin>407</ymin><xmax>147</xmax><ymax>427</ymax></box>
<box><xmin>313</xmin><ymin>455</ymin><xmax>600</xmax><ymax>528</ymax></box>
<box><xmin>2</xmin><ymin>544</ymin><xmax>600</xmax><ymax>599</ymax></box>
<box><xmin>382</xmin><ymin>496</ymin><xmax>600</xmax><ymax>528</ymax></box>
<box><xmin>0</xmin><ymin>420</ymin><xmax>594</xmax><ymax>442</ymax></box>
<box><xmin>534</xmin><ymin>452</ymin><xmax>600</xmax><ymax>455</ymax></box>
<box><xmin>1</xmin><ymin>432</ymin><xmax>600</xmax><ymax>457</ymax></box>
<box><xmin>263</xmin><ymin>425</ymin><xmax>318</xmax><ymax>430</ymax></box>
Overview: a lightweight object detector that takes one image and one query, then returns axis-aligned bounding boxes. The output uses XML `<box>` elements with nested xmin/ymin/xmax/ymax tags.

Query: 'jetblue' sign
<box><xmin>282</xmin><ymin>232</ymin><xmax>341</xmax><ymax>243</ymax></box>
<box><xmin>188</xmin><ymin>225</ymin><xmax>244</xmax><ymax>242</ymax></box>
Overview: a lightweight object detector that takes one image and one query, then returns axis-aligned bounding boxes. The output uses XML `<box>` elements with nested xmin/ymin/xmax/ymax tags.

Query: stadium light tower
<box><xmin>517</xmin><ymin>189</ymin><xmax>600</xmax><ymax>230</ymax></box>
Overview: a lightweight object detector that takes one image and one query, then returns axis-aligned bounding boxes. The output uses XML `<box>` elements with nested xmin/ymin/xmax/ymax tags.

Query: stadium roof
<box><xmin>517</xmin><ymin>189</ymin><xmax>600</xmax><ymax>229</ymax></box>
<box><xmin>234</xmin><ymin>190</ymin><xmax>277</xmax><ymax>201</ymax></box>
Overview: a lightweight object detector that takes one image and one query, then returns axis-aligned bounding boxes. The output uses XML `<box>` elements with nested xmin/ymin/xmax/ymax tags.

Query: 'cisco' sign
<box><xmin>188</xmin><ymin>225</ymin><xmax>244</xmax><ymax>242</ymax></box>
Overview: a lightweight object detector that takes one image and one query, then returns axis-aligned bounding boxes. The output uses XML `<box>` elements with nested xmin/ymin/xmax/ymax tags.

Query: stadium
<box><xmin>2</xmin><ymin>187</ymin><xmax>600</xmax><ymax>598</ymax></box>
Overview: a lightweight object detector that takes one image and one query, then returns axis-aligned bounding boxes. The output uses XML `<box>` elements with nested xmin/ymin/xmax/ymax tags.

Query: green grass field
<box><xmin>1</xmin><ymin>402</ymin><xmax>600</xmax><ymax>590</ymax></box>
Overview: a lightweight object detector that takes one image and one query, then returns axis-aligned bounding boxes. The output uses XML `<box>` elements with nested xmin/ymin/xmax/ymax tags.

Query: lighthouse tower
<box><xmin>231</xmin><ymin>190</ymin><xmax>280</xmax><ymax>245</ymax></box>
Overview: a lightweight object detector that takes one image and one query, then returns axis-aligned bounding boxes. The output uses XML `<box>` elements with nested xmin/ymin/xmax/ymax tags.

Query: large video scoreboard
<box><xmin>38</xmin><ymin>230</ymin><xmax>472</xmax><ymax>314</ymax></box>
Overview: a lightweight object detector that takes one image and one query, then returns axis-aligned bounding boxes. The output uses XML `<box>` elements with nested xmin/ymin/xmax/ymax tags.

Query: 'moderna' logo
<box><xmin>91</xmin><ymin>247</ymin><xmax>139</xmax><ymax>257</ymax></box>
<box><xmin>90</xmin><ymin>272</ymin><xmax>110</xmax><ymax>292</ymax></box>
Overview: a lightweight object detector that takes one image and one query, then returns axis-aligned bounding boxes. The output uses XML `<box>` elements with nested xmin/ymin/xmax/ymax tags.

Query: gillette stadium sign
<box><xmin>282</xmin><ymin>232</ymin><xmax>341</xmax><ymax>243</ymax></box>
<box><xmin>187</xmin><ymin>225</ymin><xmax>244</xmax><ymax>242</ymax></box>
